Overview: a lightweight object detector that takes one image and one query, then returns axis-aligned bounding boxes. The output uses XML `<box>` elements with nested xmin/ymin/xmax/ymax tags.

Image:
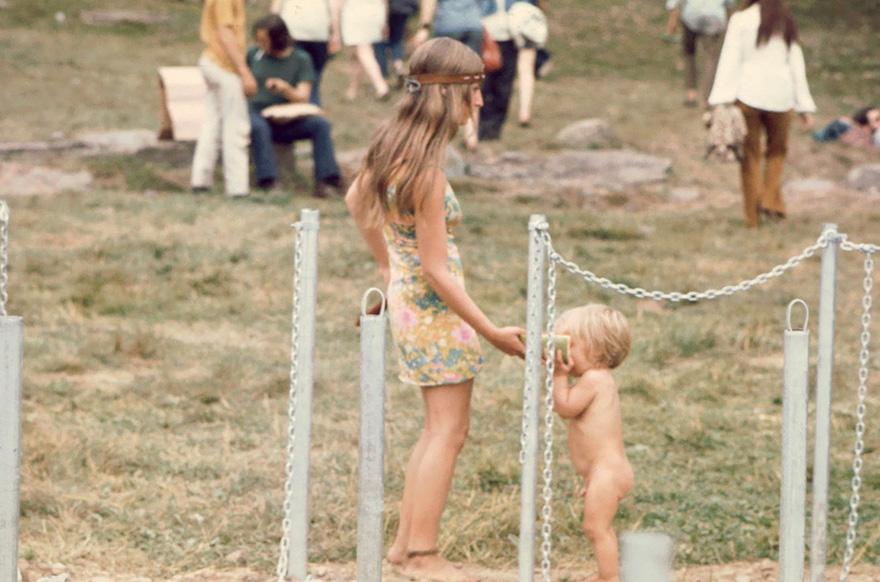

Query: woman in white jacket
<box><xmin>708</xmin><ymin>0</ymin><xmax>815</xmax><ymax>227</ymax></box>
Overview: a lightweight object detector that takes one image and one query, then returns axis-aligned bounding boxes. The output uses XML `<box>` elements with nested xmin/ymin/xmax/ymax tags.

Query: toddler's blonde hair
<box><xmin>556</xmin><ymin>304</ymin><xmax>631</xmax><ymax>369</ymax></box>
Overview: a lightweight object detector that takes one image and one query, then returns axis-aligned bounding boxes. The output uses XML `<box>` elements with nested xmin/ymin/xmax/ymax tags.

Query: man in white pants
<box><xmin>191</xmin><ymin>0</ymin><xmax>257</xmax><ymax>198</ymax></box>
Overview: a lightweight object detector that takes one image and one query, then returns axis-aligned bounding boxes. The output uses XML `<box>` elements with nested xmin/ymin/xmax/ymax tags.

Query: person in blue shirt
<box><xmin>247</xmin><ymin>15</ymin><xmax>344</xmax><ymax>198</ymax></box>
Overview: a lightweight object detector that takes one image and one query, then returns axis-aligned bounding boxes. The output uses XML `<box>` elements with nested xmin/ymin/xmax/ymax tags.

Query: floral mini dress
<box><xmin>385</xmin><ymin>184</ymin><xmax>484</xmax><ymax>386</ymax></box>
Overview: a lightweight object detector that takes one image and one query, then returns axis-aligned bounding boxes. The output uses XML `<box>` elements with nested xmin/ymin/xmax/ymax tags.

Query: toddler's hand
<box><xmin>553</xmin><ymin>349</ymin><xmax>574</xmax><ymax>376</ymax></box>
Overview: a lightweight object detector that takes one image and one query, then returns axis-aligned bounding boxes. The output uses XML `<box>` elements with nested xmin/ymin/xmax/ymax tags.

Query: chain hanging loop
<box><xmin>839</xmin><ymin>251</ymin><xmax>874</xmax><ymax>582</ymax></box>
<box><xmin>541</xmin><ymin>230</ymin><xmax>832</xmax><ymax>303</ymax></box>
<box><xmin>276</xmin><ymin>222</ymin><xmax>307</xmax><ymax>582</ymax></box>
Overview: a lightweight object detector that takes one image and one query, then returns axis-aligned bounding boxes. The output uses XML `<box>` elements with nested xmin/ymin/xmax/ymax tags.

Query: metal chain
<box><xmin>276</xmin><ymin>222</ymin><xmax>306</xmax><ymax>582</ymax></box>
<box><xmin>840</xmin><ymin>235</ymin><xmax>880</xmax><ymax>255</ymax></box>
<box><xmin>0</xmin><ymin>200</ymin><xmax>9</xmax><ymax>317</ymax></box>
<box><xmin>540</xmin><ymin>258</ymin><xmax>558</xmax><ymax>582</ymax></box>
<box><xmin>521</xmin><ymin>227</ymin><xmax>545</xmax><ymax>465</ymax></box>
<box><xmin>541</xmin><ymin>230</ymin><xmax>832</xmax><ymax>303</ymax></box>
<box><xmin>839</xmin><ymin>251</ymin><xmax>874</xmax><ymax>582</ymax></box>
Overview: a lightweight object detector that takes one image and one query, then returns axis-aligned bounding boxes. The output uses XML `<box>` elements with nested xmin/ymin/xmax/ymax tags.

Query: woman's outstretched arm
<box><xmin>415</xmin><ymin>171</ymin><xmax>524</xmax><ymax>357</ymax></box>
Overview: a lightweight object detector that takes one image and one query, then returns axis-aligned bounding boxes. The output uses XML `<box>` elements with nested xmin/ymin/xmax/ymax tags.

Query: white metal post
<box><xmin>0</xmin><ymin>317</ymin><xmax>24</xmax><ymax>582</ymax></box>
<box><xmin>619</xmin><ymin>532</ymin><xmax>673</xmax><ymax>582</ymax></box>
<box><xmin>519</xmin><ymin>215</ymin><xmax>547</xmax><ymax>582</ymax></box>
<box><xmin>286</xmin><ymin>209</ymin><xmax>320</xmax><ymax>580</ymax></box>
<box><xmin>780</xmin><ymin>300</ymin><xmax>809</xmax><ymax>582</ymax></box>
<box><xmin>357</xmin><ymin>289</ymin><xmax>387</xmax><ymax>582</ymax></box>
<box><xmin>810</xmin><ymin>223</ymin><xmax>838</xmax><ymax>582</ymax></box>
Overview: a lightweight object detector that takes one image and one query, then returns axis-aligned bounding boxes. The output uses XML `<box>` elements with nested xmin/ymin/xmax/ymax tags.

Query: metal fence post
<box><xmin>781</xmin><ymin>300</ymin><xmax>809</xmax><ymax>582</ymax></box>
<box><xmin>519</xmin><ymin>215</ymin><xmax>547</xmax><ymax>582</ymax></box>
<box><xmin>0</xmin><ymin>318</ymin><xmax>24</xmax><ymax>582</ymax></box>
<box><xmin>357</xmin><ymin>289</ymin><xmax>387</xmax><ymax>582</ymax></box>
<box><xmin>810</xmin><ymin>223</ymin><xmax>838</xmax><ymax>582</ymax></box>
<box><xmin>286</xmin><ymin>209</ymin><xmax>320</xmax><ymax>580</ymax></box>
<box><xmin>0</xmin><ymin>199</ymin><xmax>23</xmax><ymax>582</ymax></box>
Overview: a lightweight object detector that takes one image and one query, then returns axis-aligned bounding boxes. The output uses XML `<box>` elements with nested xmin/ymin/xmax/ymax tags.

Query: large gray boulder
<box><xmin>847</xmin><ymin>164</ymin><xmax>880</xmax><ymax>193</ymax></box>
<box><xmin>77</xmin><ymin>129</ymin><xmax>158</xmax><ymax>154</ymax></box>
<box><xmin>554</xmin><ymin>119</ymin><xmax>620</xmax><ymax>150</ymax></box>
<box><xmin>782</xmin><ymin>178</ymin><xmax>838</xmax><ymax>196</ymax></box>
<box><xmin>468</xmin><ymin>149</ymin><xmax>671</xmax><ymax>193</ymax></box>
<box><xmin>336</xmin><ymin>146</ymin><xmax>467</xmax><ymax>179</ymax></box>
<box><xmin>0</xmin><ymin>163</ymin><xmax>93</xmax><ymax>196</ymax></box>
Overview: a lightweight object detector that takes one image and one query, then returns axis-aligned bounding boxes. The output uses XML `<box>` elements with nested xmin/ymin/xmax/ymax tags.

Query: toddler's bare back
<box><xmin>566</xmin><ymin>369</ymin><xmax>630</xmax><ymax>481</ymax></box>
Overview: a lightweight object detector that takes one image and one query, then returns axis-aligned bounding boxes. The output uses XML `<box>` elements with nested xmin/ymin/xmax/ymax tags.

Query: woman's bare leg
<box><xmin>517</xmin><ymin>47</ymin><xmax>537</xmax><ymax>125</ymax></box>
<box><xmin>386</xmin><ymin>430</ymin><xmax>430</xmax><ymax>564</ymax></box>
<box><xmin>397</xmin><ymin>380</ymin><xmax>477</xmax><ymax>580</ymax></box>
<box><xmin>345</xmin><ymin>49</ymin><xmax>361</xmax><ymax>101</ymax></box>
<box><xmin>356</xmin><ymin>43</ymin><xmax>390</xmax><ymax>98</ymax></box>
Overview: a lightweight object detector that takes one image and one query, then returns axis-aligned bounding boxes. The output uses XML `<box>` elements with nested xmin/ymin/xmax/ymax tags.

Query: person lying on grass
<box><xmin>552</xmin><ymin>304</ymin><xmax>634</xmax><ymax>582</ymax></box>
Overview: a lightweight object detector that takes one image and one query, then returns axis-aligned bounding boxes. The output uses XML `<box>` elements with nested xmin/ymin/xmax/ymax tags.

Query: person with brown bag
<box><xmin>412</xmin><ymin>0</ymin><xmax>484</xmax><ymax>149</ymax></box>
<box><xmin>708</xmin><ymin>0</ymin><xmax>815</xmax><ymax>227</ymax></box>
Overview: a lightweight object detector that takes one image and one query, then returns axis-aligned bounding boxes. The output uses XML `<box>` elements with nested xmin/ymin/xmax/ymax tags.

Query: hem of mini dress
<box><xmin>397</xmin><ymin>374</ymin><xmax>479</xmax><ymax>387</ymax></box>
<box><xmin>396</xmin><ymin>360</ymin><xmax>484</xmax><ymax>387</ymax></box>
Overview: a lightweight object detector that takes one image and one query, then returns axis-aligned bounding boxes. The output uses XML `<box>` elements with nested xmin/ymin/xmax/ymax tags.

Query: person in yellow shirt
<box><xmin>191</xmin><ymin>0</ymin><xmax>257</xmax><ymax>197</ymax></box>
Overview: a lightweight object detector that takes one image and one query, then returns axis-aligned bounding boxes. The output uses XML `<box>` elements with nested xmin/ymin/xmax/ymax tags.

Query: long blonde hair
<box><xmin>355</xmin><ymin>38</ymin><xmax>484</xmax><ymax>225</ymax></box>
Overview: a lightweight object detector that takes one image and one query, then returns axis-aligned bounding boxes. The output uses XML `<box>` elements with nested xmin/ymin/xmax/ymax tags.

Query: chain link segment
<box><xmin>839</xmin><ymin>251</ymin><xmax>874</xmax><ymax>582</ymax></box>
<box><xmin>839</xmin><ymin>235</ymin><xmax>880</xmax><ymax>255</ymax></box>
<box><xmin>0</xmin><ymin>200</ymin><xmax>9</xmax><ymax>317</ymax></box>
<box><xmin>540</xmin><ymin>259</ymin><xmax>558</xmax><ymax>582</ymax></box>
<box><xmin>542</xmin><ymin>230</ymin><xmax>833</xmax><ymax>303</ymax></box>
<box><xmin>276</xmin><ymin>222</ymin><xmax>307</xmax><ymax>582</ymax></box>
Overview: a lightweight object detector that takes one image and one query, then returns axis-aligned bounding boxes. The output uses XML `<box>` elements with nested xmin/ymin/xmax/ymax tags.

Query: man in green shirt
<box><xmin>248</xmin><ymin>15</ymin><xmax>344</xmax><ymax>198</ymax></box>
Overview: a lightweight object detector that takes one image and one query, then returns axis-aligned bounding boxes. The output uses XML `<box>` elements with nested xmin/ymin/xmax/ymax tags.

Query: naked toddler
<box><xmin>552</xmin><ymin>304</ymin><xmax>633</xmax><ymax>582</ymax></box>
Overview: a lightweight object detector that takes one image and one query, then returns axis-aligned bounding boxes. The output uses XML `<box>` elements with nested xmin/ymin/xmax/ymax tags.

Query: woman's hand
<box><xmin>379</xmin><ymin>266</ymin><xmax>390</xmax><ymax>288</ymax></box>
<box><xmin>799</xmin><ymin>112</ymin><xmax>815</xmax><ymax>130</ymax></box>
<box><xmin>241</xmin><ymin>70</ymin><xmax>258</xmax><ymax>97</ymax></box>
<box><xmin>409</xmin><ymin>27</ymin><xmax>430</xmax><ymax>50</ymax></box>
<box><xmin>488</xmin><ymin>326</ymin><xmax>526</xmax><ymax>358</ymax></box>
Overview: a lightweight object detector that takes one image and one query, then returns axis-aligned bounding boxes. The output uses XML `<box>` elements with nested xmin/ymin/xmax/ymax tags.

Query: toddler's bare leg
<box><xmin>582</xmin><ymin>472</ymin><xmax>624</xmax><ymax>582</ymax></box>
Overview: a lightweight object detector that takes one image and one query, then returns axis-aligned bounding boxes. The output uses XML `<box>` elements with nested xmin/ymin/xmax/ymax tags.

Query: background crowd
<box><xmin>190</xmin><ymin>0</ymin><xmax>876</xmax><ymax>225</ymax></box>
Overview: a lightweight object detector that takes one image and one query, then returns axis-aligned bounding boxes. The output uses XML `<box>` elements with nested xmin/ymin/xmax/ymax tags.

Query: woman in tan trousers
<box><xmin>708</xmin><ymin>0</ymin><xmax>815</xmax><ymax>227</ymax></box>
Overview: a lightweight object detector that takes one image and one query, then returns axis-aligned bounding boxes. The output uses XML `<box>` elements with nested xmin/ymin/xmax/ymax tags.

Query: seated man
<box><xmin>247</xmin><ymin>14</ymin><xmax>345</xmax><ymax>197</ymax></box>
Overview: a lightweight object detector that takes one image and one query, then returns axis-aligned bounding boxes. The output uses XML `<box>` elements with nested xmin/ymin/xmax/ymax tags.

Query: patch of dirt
<box><xmin>20</xmin><ymin>560</ymin><xmax>880</xmax><ymax>581</ymax></box>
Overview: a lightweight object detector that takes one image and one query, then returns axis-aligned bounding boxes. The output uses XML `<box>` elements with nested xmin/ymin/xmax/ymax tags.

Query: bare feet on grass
<box><xmin>401</xmin><ymin>551</ymin><xmax>476</xmax><ymax>582</ymax></box>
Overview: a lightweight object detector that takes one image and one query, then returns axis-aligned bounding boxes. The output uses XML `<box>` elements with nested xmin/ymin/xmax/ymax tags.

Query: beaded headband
<box><xmin>404</xmin><ymin>73</ymin><xmax>486</xmax><ymax>94</ymax></box>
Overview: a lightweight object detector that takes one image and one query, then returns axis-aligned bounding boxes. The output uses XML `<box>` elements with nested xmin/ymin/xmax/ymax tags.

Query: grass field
<box><xmin>2</xmin><ymin>0</ymin><xmax>879</xmax><ymax>578</ymax></box>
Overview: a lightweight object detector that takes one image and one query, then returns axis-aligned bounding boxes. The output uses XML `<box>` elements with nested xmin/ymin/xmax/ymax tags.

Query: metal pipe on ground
<box><xmin>620</xmin><ymin>532</ymin><xmax>673</xmax><ymax>582</ymax></box>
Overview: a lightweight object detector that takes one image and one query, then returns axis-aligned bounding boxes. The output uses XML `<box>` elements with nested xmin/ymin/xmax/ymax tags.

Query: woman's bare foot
<box><xmin>385</xmin><ymin>545</ymin><xmax>407</xmax><ymax>566</ymax></box>
<box><xmin>402</xmin><ymin>551</ymin><xmax>475</xmax><ymax>581</ymax></box>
